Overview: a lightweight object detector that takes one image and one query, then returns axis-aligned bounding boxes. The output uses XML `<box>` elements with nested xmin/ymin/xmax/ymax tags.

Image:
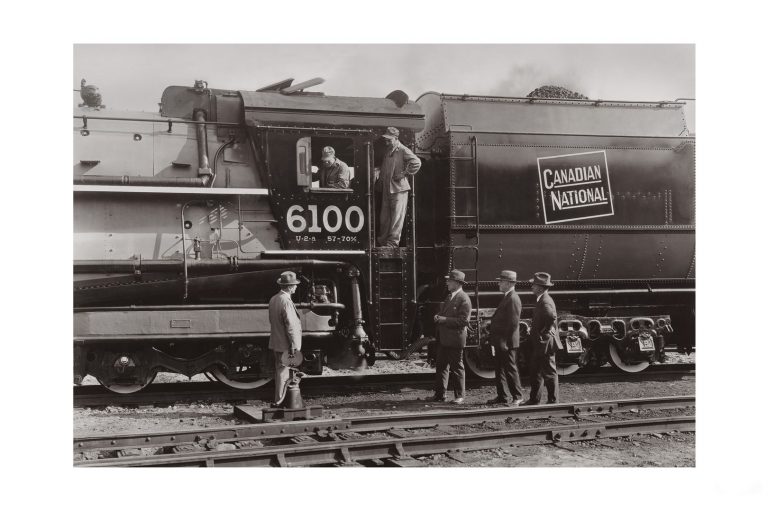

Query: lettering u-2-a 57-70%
<box><xmin>286</xmin><ymin>204</ymin><xmax>366</xmax><ymax>233</ymax></box>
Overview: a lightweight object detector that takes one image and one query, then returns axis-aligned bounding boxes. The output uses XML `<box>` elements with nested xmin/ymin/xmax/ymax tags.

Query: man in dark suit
<box><xmin>522</xmin><ymin>272</ymin><xmax>562</xmax><ymax>405</ymax></box>
<box><xmin>429</xmin><ymin>269</ymin><xmax>472</xmax><ymax>404</ymax></box>
<box><xmin>486</xmin><ymin>270</ymin><xmax>524</xmax><ymax>405</ymax></box>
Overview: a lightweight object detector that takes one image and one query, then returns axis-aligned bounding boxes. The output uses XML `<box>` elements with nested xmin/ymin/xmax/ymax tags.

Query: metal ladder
<box><xmin>448</xmin><ymin>135</ymin><xmax>481</xmax><ymax>337</ymax></box>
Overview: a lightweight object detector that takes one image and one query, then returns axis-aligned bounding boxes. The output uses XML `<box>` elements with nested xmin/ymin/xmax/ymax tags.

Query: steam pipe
<box><xmin>73</xmin><ymin>259</ymin><xmax>349</xmax><ymax>274</ymax></box>
<box><xmin>347</xmin><ymin>267</ymin><xmax>368</xmax><ymax>350</ymax></box>
<box><xmin>194</xmin><ymin>110</ymin><xmax>213</xmax><ymax>177</ymax></box>
<box><xmin>74</xmin><ymin>175</ymin><xmax>211</xmax><ymax>187</ymax></box>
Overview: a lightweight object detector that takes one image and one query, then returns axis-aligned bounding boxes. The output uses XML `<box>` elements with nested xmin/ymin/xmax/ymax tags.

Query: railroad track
<box><xmin>73</xmin><ymin>363</ymin><xmax>695</xmax><ymax>408</ymax></box>
<box><xmin>74</xmin><ymin>395</ymin><xmax>695</xmax><ymax>467</ymax></box>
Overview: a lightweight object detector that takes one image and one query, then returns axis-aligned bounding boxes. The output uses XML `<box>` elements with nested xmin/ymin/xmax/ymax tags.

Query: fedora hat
<box><xmin>495</xmin><ymin>270</ymin><xmax>517</xmax><ymax>282</ymax></box>
<box><xmin>276</xmin><ymin>271</ymin><xmax>300</xmax><ymax>286</ymax></box>
<box><xmin>529</xmin><ymin>272</ymin><xmax>554</xmax><ymax>287</ymax></box>
<box><xmin>444</xmin><ymin>269</ymin><xmax>467</xmax><ymax>284</ymax></box>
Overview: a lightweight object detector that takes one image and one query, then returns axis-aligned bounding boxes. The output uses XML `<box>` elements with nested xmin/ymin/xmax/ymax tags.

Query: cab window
<box><xmin>296</xmin><ymin>136</ymin><xmax>355</xmax><ymax>192</ymax></box>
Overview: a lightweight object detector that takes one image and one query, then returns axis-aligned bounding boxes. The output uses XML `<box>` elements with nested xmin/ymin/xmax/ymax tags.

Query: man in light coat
<box><xmin>430</xmin><ymin>269</ymin><xmax>472</xmax><ymax>404</ymax></box>
<box><xmin>375</xmin><ymin>126</ymin><xmax>421</xmax><ymax>248</ymax></box>
<box><xmin>268</xmin><ymin>271</ymin><xmax>302</xmax><ymax>405</ymax></box>
<box><xmin>522</xmin><ymin>272</ymin><xmax>561</xmax><ymax>405</ymax></box>
<box><xmin>487</xmin><ymin>270</ymin><xmax>524</xmax><ymax>406</ymax></box>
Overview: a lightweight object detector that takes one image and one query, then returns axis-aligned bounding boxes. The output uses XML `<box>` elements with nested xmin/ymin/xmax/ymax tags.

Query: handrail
<box><xmin>74</xmin><ymin>114</ymin><xmax>242</xmax><ymax>128</ymax></box>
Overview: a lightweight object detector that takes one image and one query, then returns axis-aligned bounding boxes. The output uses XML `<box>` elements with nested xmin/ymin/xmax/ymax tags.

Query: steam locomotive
<box><xmin>73</xmin><ymin>78</ymin><xmax>695</xmax><ymax>393</ymax></box>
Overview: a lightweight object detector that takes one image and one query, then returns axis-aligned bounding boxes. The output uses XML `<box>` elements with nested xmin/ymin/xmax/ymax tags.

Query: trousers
<box><xmin>528</xmin><ymin>350</ymin><xmax>558</xmax><ymax>403</ymax></box>
<box><xmin>495</xmin><ymin>346</ymin><xmax>523</xmax><ymax>401</ymax></box>
<box><xmin>435</xmin><ymin>346</ymin><xmax>465</xmax><ymax>399</ymax></box>
<box><xmin>377</xmin><ymin>191</ymin><xmax>409</xmax><ymax>247</ymax></box>
<box><xmin>273</xmin><ymin>351</ymin><xmax>290</xmax><ymax>404</ymax></box>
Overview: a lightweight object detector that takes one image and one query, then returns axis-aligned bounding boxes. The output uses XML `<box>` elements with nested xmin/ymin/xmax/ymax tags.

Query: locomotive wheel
<box><xmin>96</xmin><ymin>372</ymin><xmax>157</xmax><ymax>394</ymax></box>
<box><xmin>464</xmin><ymin>347</ymin><xmax>495</xmax><ymax>380</ymax></box>
<box><xmin>556</xmin><ymin>363</ymin><xmax>580</xmax><ymax>376</ymax></box>
<box><xmin>607</xmin><ymin>342</ymin><xmax>650</xmax><ymax>373</ymax></box>
<box><xmin>209</xmin><ymin>366</ymin><xmax>272</xmax><ymax>390</ymax></box>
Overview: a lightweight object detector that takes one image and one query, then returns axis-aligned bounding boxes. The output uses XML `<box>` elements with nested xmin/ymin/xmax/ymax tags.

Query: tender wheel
<box><xmin>607</xmin><ymin>342</ymin><xmax>650</xmax><ymax>373</ymax></box>
<box><xmin>464</xmin><ymin>346</ymin><xmax>495</xmax><ymax>380</ymax></box>
<box><xmin>556</xmin><ymin>363</ymin><xmax>580</xmax><ymax>376</ymax></box>
<box><xmin>209</xmin><ymin>365</ymin><xmax>272</xmax><ymax>390</ymax></box>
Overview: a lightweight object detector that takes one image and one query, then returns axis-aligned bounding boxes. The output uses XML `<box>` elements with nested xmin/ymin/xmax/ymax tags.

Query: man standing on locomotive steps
<box><xmin>376</xmin><ymin>126</ymin><xmax>421</xmax><ymax>248</ymax></box>
<box><xmin>268</xmin><ymin>271</ymin><xmax>302</xmax><ymax>406</ymax></box>
<box><xmin>430</xmin><ymin>270</ymin><xmax>472</xmax><ymax>404</ymax></box>
<box><xmin>487</xmin><ymin>270</ymin><xmax>524</xmax><ymax>406</ymax></box>
<box><xmin>523</xmin><ymin>272</ymin><xmax>562</xmax><ymax>405</ymax></box>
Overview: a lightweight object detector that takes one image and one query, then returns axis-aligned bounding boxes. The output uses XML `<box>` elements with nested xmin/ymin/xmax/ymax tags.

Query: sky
<box><xmin>74</xmin><ymin>44</ymin><xmax>695</xmax><ymax>128</ymax></box>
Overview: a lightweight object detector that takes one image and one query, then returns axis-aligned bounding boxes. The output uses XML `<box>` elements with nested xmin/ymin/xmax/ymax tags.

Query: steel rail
<box><xmin>75</xmin><ymin>413</ymin><xmax>695</xmax><ymax>467</ymax></box>
<box><xmin>73</xmin><ymin>364</ymin><xmax>695</xmax><ymax>408</ymax></box>
<box><xmin>74</xmin><ymin>395</ymin><xmax>694</xmax><ymax>454</ymax></box>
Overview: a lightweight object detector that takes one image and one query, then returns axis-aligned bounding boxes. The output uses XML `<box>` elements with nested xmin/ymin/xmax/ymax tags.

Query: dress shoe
<box><xmin>547</xmin><ymin>399</ymin><xmax>557</xmax><ymax>404</ymax></box>
<box><xmin>511</xmin><ymin>398</ymin><xmax>524</xmax><ymax>406</ymax></box>
<box><xmin>451</xmin><ymin>397</ymin><xmax>465</xmax><ymax>404</ymax></box>
<box><xmin>427</xmin><ymin>395</ymin><xmax>447</xmax><ymax>402</ymax></box>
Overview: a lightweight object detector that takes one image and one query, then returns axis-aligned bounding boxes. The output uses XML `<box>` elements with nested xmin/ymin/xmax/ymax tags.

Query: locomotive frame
<box><xmin>73</xmin><ymin>79</ymin><xmax>694</xmax><ymax>393</ymax></box>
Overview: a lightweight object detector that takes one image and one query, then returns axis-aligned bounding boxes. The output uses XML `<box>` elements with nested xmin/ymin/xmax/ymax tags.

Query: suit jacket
<box><xmin>436</xmin><ymin>289</ymin><xmax>472</xmax><ymax>348</ymax></box>
<box><xmin>530</xmin><ymin>291</ymin><xmax>562</xmax><ymax>356</ymax></box>
<box><xmin>268</xmin><ymin>291</ymin><xmax>302</xmax><ymax>352</ymax></box>
<box><xmin>378</xmin><ymin>142</ymin><xmax>422</xmax><ymax>194</ymax></box>
<box><xmin>489</xmin><ymin>290</ymin><xmax>522</xmax><ymax>349</ymax></box>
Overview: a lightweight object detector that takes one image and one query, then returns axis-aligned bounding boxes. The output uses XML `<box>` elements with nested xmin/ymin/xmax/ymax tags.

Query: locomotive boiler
<box><xmin>73</xmin><ymin>78</ymin><xmax>694</xmax><ymax>393</ymax></box>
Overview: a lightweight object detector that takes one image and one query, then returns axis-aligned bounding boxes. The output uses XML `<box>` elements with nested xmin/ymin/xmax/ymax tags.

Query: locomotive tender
<box><xmin>73</xmin><ymin>78</ymin><xmax>695</xmax><ymax>392</ymax></box>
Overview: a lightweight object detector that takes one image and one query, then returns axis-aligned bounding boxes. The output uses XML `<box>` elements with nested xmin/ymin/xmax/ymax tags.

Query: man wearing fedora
<box><xmin>430</xmin><ymin>269</ymin><xmax>472</xmax><ymax>404</ymax></box>
<box><xmin>317</xmin><ymin>146</ymin><xmax>351</xmax><ymax>189</ymax></box>
<box><xmin>268</xmin><ymin>271</ymin><xmax>303</xmax><ymax>406</ymax></box>
<box><xmin>487</xmin><ymin>270</ymin><xmax>524</xmax><ymax>405</ymax></box>
<box><xmin>375</xmin><ymin>126</ymin><xmax>421</xmax><ymax>248</ymax></box>
<box><xmin>523</xmin><ymin>272</ymin><xmax>562</xmax><ymax>405</ymax></box>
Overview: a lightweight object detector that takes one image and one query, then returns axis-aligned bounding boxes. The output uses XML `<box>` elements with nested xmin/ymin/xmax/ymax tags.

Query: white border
<box><xmin>537</xmin><ymin>150</ymin><xmax>615</xmax><ymax>224</ymax></box>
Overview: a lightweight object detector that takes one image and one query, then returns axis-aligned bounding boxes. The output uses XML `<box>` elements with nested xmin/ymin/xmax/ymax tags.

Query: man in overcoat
<box><xmin>268</xmin><ymin>271</ymin><xmax>302</xmax><ymax>405</ymax></box>
<box><xmin>430</xmin><ymin>269</ymin><xmax>472</xmax><ymax>404</ymax></box>
<box><xmin>486</xmin><ymin>270</ymin><xmax>524</xmax><ymax>405</ymax></box>
<box><xmin>522</xmin><ymin>272</ymin><xmax>562</xmax><ymax>405</ymax></box>
<box><xmin>375</xmin><ymin>126</ymin><xmax>421</xmax><ymax>248</ymax></box>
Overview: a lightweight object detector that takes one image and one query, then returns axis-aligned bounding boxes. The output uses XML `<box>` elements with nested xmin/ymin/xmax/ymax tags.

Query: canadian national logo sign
<box><xmin>537</xmin><ymin>150</ymin><xmax>614</xmax><ymax>224</ymax></box>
